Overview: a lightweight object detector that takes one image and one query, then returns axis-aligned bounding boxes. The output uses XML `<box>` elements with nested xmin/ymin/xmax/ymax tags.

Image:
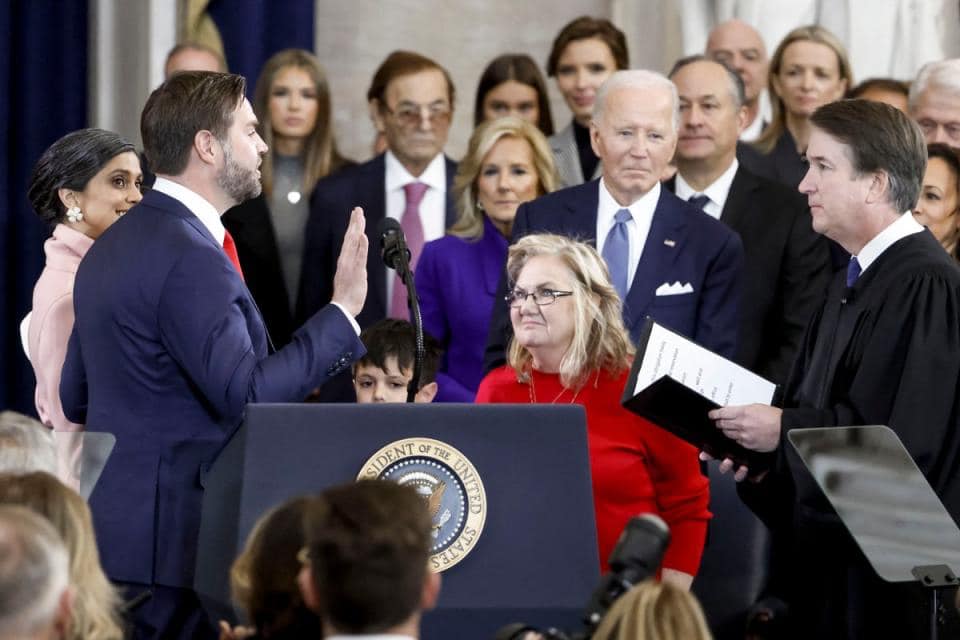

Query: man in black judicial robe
<box><xmin>709</xmin><ymin>100</ymin><xmax>960</xmax><ymax>639</ymax></box>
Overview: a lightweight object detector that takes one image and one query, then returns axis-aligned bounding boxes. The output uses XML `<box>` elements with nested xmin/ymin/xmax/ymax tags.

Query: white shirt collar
<box><xmin>856</xmin><ymin>211</ymin><xmax>925</xmax><ymax>273</ymax></box>
<box><xmin>674</xmin><ymin>159</ymin><xmax>739</xmax><ymax>219</ymax></box>
<box><xmin>151</xmin><ymin>177</ymin><xmax>225</xmax><ymax>245</ymax></box>
<box><xmin>597</xmin><ymin>179</ymin><xmax>661</xmax><ymax>226</ymax></box>
<box><xmin>385</xmin><ymin>151</ymin><xmax>446</xmax><ymax>193</ymax></box>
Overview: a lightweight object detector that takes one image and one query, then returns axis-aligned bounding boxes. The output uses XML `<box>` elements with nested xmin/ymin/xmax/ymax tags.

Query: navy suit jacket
<box><xmin>60</xmin><ymin>189</ymin><xmax>363</xmax><ymax>588</ymax></box>
<box><xmin>484</xmin><ymin>180</ymin><xmax>744</xmax><ymax>370</ymax></box>
<box><xmin>299</xmin><ymin>153</ymin><xmax>458</xmax><ymax>330</ymax></box>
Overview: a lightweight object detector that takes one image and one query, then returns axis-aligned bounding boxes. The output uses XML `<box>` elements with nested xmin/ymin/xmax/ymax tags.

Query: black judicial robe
<box><xmin>739</xmin><ymin>229</ymin><xmax>960</xmax><ymax>639</ymax></box>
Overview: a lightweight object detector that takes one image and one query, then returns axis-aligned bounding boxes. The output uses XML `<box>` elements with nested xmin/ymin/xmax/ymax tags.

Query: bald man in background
<box><xmin>706</xmin><ymin>20</ymin><xmax>770</xmax><ymax>142</ymax></box>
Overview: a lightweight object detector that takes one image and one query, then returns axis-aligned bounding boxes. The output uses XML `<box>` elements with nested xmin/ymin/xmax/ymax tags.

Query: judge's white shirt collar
<box><xmin>855</xmin><ymin>211</ymin><xmax>924</xmax><ymax>274</ymax></box>
<box><xmin>151</xmin><ymin>177</ymin><xmax>225</xmax><ymax>245</ymax></box>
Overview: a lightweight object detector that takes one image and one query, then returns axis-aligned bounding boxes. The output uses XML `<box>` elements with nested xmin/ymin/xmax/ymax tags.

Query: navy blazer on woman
<box><xmin>485</xmin><ymin>180</ymin><xmax>744</xmax><ymax>370</ymax></box>
<box><xmin>60</xmin><ymin>189</ymin><xmax>363</xmax><ymax>588</ymax></box>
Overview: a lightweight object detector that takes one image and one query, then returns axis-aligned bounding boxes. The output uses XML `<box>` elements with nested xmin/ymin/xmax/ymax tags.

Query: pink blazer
<box><xmin>28</xmin><ymin>224</ymin><xmax>93</xmax><ymax>432</ymax></box>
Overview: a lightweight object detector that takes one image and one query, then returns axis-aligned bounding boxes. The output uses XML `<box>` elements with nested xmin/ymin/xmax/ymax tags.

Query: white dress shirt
<box><xmin>856</xmin><ymin>211</ymin><xmax>925</xmax><ymax>274</ymax></box>
<box><xmin>595</xmin><ymin>179</ymin><xmax>660</xmax><ymax>288</ymax></box>
<box><xmin>384</xmin><ymin>151</ymin><xmax>448</xmax><ymax>305</ymax></box>
<box><xmin>674</xmin><ymin>159</ymin><xmax>739</xmax><ymax>220</ymax></box>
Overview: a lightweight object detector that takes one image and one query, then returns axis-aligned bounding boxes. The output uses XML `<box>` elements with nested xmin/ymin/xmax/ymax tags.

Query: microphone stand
<box><xmin>389</xmin><ymin>233</ymin><xmax>425</xmax><ymax>404</ymax></box>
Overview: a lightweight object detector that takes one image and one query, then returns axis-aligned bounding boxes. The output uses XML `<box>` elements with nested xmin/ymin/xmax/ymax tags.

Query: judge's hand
<box><xmin>709</xmin><ymin>404</ymin><xmax>782</xmax><ymax>452</ymax></box>
<box><xmin>331</xmin><ymin>207</ymin><xmax>368</xmax><ymax>317</ymax></box>
<box><xmin>698</xmin><ymin>450</ymin><xmax>763</xmax><ymax>483</ymax></box>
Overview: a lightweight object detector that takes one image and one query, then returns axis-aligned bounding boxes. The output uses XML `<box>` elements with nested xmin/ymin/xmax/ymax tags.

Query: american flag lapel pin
<box><xmin>664</xmin><ymin>239</ymin><xmax>676</xmax><ymax>247</ymax></box>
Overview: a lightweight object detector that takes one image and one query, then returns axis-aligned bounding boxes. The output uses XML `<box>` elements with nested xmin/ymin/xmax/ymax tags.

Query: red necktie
<box><xmin>389</xmin><ymin>182</ymin><xmax>428</xmax><ymax>318</ymax></box>
<box><xmin>223</xmin><ymin>230</ymin><xmax>245</xmax><ymax>281</ymax></box>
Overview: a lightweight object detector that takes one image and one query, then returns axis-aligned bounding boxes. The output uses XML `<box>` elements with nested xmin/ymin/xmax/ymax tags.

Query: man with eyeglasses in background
<box><xmin>299</xmin><ymin>50</ymin><xmax>457</xmax><ymax>400</ymax></box>
<box><xmin>910</xmin><ymin>59</ymin><xmax>960</xmax><ymax>146</ymax></box>
<box><xmin>485</xmin><ymin>69</ymin><xmax>744</xmax><ymax>370</ymax></box>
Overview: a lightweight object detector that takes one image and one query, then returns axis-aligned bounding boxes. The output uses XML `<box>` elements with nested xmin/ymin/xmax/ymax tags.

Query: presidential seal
<box><xmin>358</xmin><ymin>437</ymin><xmax>486</xmax><ymax>572</ymax></box>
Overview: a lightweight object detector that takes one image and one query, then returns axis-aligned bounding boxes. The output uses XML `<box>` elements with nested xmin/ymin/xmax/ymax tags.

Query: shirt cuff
<box><xmin>330</xmin><ymin>302</ymin><xmax>361</xmax><ymax>335</ymax></box>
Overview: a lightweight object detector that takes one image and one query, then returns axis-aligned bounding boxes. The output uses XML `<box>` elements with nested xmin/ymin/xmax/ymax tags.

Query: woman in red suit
<box><xmin>475</xmin><ymin>234</ymin><xmax>709</xmax><ymax>588</ymax></box>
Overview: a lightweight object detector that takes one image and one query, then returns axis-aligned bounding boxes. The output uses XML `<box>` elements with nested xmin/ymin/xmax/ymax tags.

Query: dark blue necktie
<box><xmin>846</xmin><ymin>256</ymin><xmax>861</xmax><ymax>287</ymax></box>
<box><xmin>602</xmin><ymin>208</ymin><xmax>632</xmax><ymax>298</ymax></box>
<box><xmin>688</xmin><ymin>194</ymin><xmax>711</xmax><ymax>211</ymax></box>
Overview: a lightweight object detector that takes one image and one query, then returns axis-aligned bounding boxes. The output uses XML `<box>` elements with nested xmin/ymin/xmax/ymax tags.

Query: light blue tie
<box><xmin>602</xmin><ymin>208</ymin><xmax>632</xmax><ymax>298</ymax></box>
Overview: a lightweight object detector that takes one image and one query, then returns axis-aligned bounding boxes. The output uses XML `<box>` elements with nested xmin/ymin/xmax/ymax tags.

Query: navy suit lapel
<box><xmin>623</xmin><ymin>190</ymin><xmax>686</xmax><ymax>327</ymax></box>
<box><xmin>565</xmin><ymin>180</ymin><xmax>601</xmax><ymax>244</ymax></box>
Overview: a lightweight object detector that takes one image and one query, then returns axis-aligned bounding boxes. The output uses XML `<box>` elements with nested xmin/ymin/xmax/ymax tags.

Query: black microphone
<box><xmin>377</xmin><ymin>217</ymin><xmax>410</xmax><ymax>271</ymax></box>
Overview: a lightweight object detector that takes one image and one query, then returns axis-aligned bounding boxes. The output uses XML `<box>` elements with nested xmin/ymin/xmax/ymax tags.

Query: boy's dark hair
<box><xmin>355</xmin><ymin>319</ymin><xmax>442</xmax><ymax>387</ymax></box>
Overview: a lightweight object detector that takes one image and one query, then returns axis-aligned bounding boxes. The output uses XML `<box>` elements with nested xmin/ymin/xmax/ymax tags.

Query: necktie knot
<box><xmin>846</xmin><ymin>256</ymin><xmax>861</xmax><ymax>288</ymax></box>
<box><xmin>687</xmin><ymin>194</ymin><xmax>711</xmax><ymax>211</ymax></box>
<box><xmin>614</xmin><ymin>208</ymin><xmax>632</xmax><ymax>224</ymax></box>
<box><xmin>404</xmin><ymin>182</ymin><xmax>428</xmax><ymax>207</ymax></box>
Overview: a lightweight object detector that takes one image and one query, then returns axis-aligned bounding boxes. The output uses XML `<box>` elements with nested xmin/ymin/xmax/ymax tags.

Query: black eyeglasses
<box><xmin>383</xmin><ymin>103</ymin><xmax>452</xmax><ymax>127</ymax></box>
<box><xmin>505</xmin><ymin>287</ymin><xmax>574</xmax><ymax>308</ymax></box>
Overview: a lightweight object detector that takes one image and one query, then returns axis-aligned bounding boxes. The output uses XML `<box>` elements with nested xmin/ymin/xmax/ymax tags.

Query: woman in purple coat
<box><xmin>417</xmin><ymin>117</ymin><xmax>559</xmax><ymax>401</ymax></box>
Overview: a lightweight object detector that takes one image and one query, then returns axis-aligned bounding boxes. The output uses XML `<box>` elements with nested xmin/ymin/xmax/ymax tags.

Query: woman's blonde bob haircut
<box><xmin>506</xmin><ymin>233</ymin><xmax>633</xmax><ymax>389</ymax></box>
<box><xmin>0</xmin><ymin>472</ymin><xmax>123</xmax><ymax>640</ymax></box>
<box><xmin>754</xmin><ymin>24</ymin><xmax>853</xmax><ymax>154</ymax></box>
<box><xmin>591</xmin><ymin>579</ymin><xmax>713</xmax><ymax>640</ymax></box>
<box><xmin>449</xmin><ymin>116</ymin><xmax>559</xmax><ymax>240</ymax></box>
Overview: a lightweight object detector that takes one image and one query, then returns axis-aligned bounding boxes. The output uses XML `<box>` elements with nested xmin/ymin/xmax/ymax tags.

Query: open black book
<box><xmin>621</xmin><ymin>318</ymin><xmax>777</xmax><ymax>470</ymax></box>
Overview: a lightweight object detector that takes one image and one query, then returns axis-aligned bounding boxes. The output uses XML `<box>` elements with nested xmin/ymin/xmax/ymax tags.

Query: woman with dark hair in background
<box><xmin>476</xmin><ymin>234</ymin><xmax>709</xmax><ymax>588</ymax></box>
<box><xmin>474</xmin><ymin>54</ymin><xmax>554</xmax><ymax>136</ymax></box>
<box><xmin>223</xmin><ymin>48</ymin><xmax>351</xmax><ymax>348</ymax></box>
<box><xmin>545</xmin><ymin>16</ymin><xmax>628</xmax><ymax>187</ymax></box>
<box><xmin>915</xmin><ymin>143</ymin><xmax>960</xmax><ymax>259</ymax></box>
<box><xmin>740</xmin><ymin>25</ymin><xmax>852</xmax><ymax>189</ymax></box>
<box><xmin>417</xmin><ymin>117</ymin><xmax>559</xmax><ymax>402</ymax></box>
<box><xmin>26</xmin><ymin>128</ymin><xmax>142</xmax><ymax>434</ymax></box>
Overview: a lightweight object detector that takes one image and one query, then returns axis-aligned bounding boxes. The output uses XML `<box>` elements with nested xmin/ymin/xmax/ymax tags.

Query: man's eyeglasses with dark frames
<box><xmin>383</xmin><ymin>103</ymin><xmax>451</xmax><ymax>127</ymax></box>
<box><xmin>505</xmin><ymin>287</ymin><xmax>574</xmax><ymax>308</ymax></box>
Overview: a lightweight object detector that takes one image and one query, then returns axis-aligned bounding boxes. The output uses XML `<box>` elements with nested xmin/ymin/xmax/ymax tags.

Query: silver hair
<box><xmin>0</xmin><ymin>412</ymin><xmax>57</xmax><ymax>476</ymax></box>
<box><xmin>592</xmin><ymin>70</ymin><xmax>680</xmax><ymax>133</ymax></box>
<box><xmin>909</xmin><ymin>59</ymin><xmax>960</xmax><ymax>112</ymax></box>
<box><xmin>0</xmin><ymin>505</ymin><xmax>70</xmax><ymax>636</ymax></box>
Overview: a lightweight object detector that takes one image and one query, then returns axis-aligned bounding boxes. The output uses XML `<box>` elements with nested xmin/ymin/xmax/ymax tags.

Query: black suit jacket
<box><xmin>222</xmin><ymin>195</ymin><xmax>293</xmax><ymax>348</ymax></box>
<box><xmin>299</xmin><ymin>152</ymin><xmax>458</xmax><ymax>329</ymax></box>
<box><xmin>667</xmin><ymin>167</ymin><xmax>831</xmax><ymax>384</ymax></box>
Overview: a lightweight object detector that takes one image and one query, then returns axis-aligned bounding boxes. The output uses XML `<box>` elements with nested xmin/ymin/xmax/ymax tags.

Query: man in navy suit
<box><xmin>486</xmin><ymin>70</ymin><xmax>744</xmax><ymax>369</ymax></box>
<box><xmin>60</xmin><ymin>72</ymin><xmax>368</xmax><ymax>639</ymax></box>
<box><xmin>299</xmin><ymin>50</ymin><xmax>458</xmax><ymax>401</ymax></box>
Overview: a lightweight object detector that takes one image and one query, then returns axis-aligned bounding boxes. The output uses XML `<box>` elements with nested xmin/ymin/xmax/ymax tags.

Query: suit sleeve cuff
<box><xmin>329</xmin><ymin>302</ymin><xmax>361</xmax><ymax>335</ymax></box>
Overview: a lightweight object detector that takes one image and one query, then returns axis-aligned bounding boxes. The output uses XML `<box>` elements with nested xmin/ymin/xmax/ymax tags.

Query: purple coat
<box><xmin>417</xmin><ymin>216</ymin><xmax>508</xmax><ymax>401</ymax></box>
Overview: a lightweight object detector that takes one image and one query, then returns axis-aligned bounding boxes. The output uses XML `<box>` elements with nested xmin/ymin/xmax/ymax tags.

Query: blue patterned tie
<box><xmin>687</xmin><ymin>194</ymin><xmax>711</xmax><ymax>211</ymax></box>
<box><xmin>602</xmin><ymin>208</ymin><xmax>632</xmax><ymax>298</ymax></box>
<box><xmin>846</xmin><ymin>256</ymin><xmax>861</xmax><ymax>287</ymax></box>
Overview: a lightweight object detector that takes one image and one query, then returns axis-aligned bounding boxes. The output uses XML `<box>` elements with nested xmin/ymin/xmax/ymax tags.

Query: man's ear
<box><xmin>865</xmin><ymin>170</ymin><xmax>890</xmax><ymax>205</ymax></box>
<box><xmin>420</xmin><ymin>570</ymin><xmax>441</xmax><ymax>611</ymax></box>
<box><xmin>194</xmin><ymin>129</ymin><xmax>221</xmax><ymax>166</ymax></box>
<box><xmin>589</xmin><ymin>120</ymin><xmax>602</xmax><ymax>158</ymax></box>
<box><xmin>298</xmin><ymin>566</ymin><xmax>321</xmax><ymax>612</ymax></box>
<box><xmin>415</xmin><ymin>381</ymin><xmax>438</xmax><ymax>403</ymax></box>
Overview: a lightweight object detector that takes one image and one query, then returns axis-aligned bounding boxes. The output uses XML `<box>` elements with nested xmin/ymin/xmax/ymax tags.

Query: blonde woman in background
<box><xmin>416</xmin><ymin>117</ymin><xmax>559</xmax><ymax>401</ymax></box>
<box><xmin>0</xmin><ymin>472</ymin><xmax>123</xmax><ymax>640</ymax></box>
<box><xmin>592</xmin><ymin>579</ymin><xmax>712</xmax><ymax>640</ymax></box>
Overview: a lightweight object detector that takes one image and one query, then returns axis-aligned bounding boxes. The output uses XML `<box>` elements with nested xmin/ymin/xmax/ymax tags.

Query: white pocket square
<box><xmin>655</xmin><ymin>281</ymin><xmax>694</xmax><ymax>296</ymax></box>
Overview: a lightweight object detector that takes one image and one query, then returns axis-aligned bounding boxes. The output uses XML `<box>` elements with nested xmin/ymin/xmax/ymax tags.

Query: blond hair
<box><xmin>506</xmin><ymin>234</ymin><xmax>633</xmax><ymax>388</ymax></box>
<box><xmin>591</xmin><ymin>580</ymin><xmax>713</xmax><ymax>640</ymax></box>
<box><xmin>449</xmin><ymin>116</ymin><xmax>559</xmax><ymax>240</ymax></box>
<box><xmin>755</xmin><ymin>25</ymin><xmax>853</xmax><ymax>154</ymax></box>
<box><xmin>0</xmin><ymin>472</ymin><xmax>123</xmax><ymax>640</ymax></box>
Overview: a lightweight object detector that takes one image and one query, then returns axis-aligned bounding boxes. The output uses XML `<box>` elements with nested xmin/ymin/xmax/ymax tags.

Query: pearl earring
<box><xmin>66</xmin><ymin>206</ymin><xmax>83</xmax><ymax>223</ymax></box>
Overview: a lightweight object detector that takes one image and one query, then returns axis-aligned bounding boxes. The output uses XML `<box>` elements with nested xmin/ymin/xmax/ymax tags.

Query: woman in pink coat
<box><xmin>26</xmin><ymin>129</ymin><xmax>143</xmax><ymax>433</ymax></box>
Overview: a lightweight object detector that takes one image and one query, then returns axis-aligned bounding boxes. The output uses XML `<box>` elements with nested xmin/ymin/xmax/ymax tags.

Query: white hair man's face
<box><xmin>590</xmin><ymin>86</ymin><xmax>677</xmax><ymax>205</ymax></box>
<box><xmin>912</xmin><ymin>86</ymin><xmax>960</xmax><ymax>146</ymax></box>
